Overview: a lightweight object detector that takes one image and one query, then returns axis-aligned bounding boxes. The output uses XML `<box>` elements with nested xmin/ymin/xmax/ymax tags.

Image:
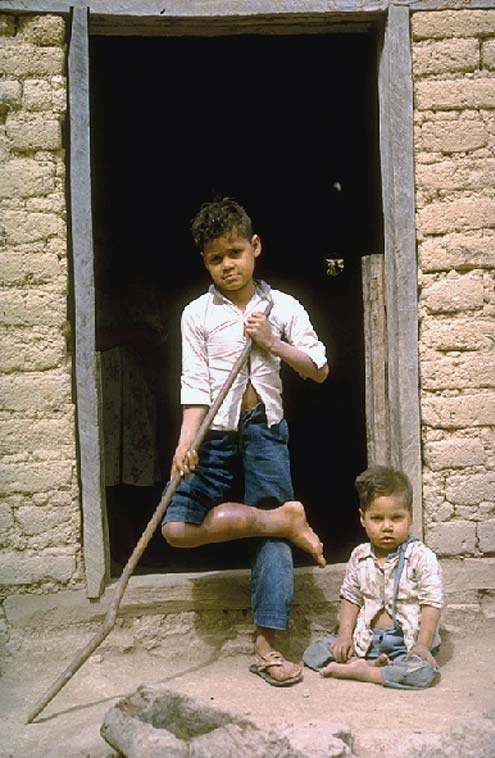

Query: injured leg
<box><xmin>162</xmin><ymin>500</ymin><xmax>326</xmax><ymax>567</ymax></box>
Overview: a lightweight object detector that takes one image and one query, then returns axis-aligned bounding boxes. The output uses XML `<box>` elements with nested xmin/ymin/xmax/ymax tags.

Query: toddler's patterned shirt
<box><xmin>340</xmin><ymin>539</ymin><xmax>443</xmax><ymax>656</ymax></box>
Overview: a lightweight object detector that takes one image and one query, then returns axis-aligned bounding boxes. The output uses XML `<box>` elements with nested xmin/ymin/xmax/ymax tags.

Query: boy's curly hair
<box><xmin>191</xmin><ymin>198</ymin><xmax>253</xmax><ymax>250</ymax></box>
<box><xmin>355</xmin><ymin>466</ymin><xmax>413</xmax><ymax>512</ymax></box>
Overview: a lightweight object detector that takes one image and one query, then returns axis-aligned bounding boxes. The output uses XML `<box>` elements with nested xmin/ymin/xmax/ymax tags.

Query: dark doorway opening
<box><xmin>90</xmin><ymin>31</ymin><xmax>383</xmax><ymax>574</ymax></box>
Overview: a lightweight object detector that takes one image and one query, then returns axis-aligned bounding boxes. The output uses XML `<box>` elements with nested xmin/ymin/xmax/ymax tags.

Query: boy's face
<box><xmin>360</xmin><ymin>493</ymin><xmax>412</xmax><ymax>557</ymax></box>
<box><xmin>202</xmin><ymin>233</ymin><xmax>261</xmax><ymax>295</ymax></box>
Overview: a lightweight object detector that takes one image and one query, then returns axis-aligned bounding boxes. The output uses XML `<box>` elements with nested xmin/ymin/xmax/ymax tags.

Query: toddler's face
<box><xmin>360</xmin><ymin>493</ymin><xmax>412</xmax><ymax>557</ymax></box>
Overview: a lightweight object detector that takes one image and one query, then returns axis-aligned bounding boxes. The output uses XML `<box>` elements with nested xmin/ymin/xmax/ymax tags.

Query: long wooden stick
<box><xmin>27</xmin><ymin>300</ymin><xmax>272</xmax><ymax>724</ymax></box>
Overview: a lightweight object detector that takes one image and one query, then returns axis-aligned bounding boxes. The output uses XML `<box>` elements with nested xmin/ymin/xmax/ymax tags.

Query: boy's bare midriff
<box><xmin>371</xmin><ymin>608</ymin><xmax>395</xmax><ymax>629</ymax></box>
<box><xmin>241</xmin><ymin>381</ymin><xmax>260</xmax><ymax>411</ymax></box>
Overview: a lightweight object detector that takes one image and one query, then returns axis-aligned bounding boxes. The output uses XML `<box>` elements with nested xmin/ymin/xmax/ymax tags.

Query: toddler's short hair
<box><xmin>355</xmin><ymin>466</ymin><xmax>413</xmax><ymax>512</ymax></box>
<box><xmin>191</xmin><ymin>197</ymin><xmax>253</xmax><ymax>250</ymax></box>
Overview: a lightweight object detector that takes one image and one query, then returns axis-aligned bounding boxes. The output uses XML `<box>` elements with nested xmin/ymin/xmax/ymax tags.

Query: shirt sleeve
<box><xmin>414</xmin><ymin>545</ymin><xmax>444</xmax><ymax>609</ymax></box>
<box><xmin>180</xmin><ymin>304</ymin><xmax>211</xmax><ymax>406</ymax></box>
<box><xmin>283</xmin><ymin>295</ymin><xmax>327</xmax><ymax>369</ymax></box>
<box><xmin>339</xmin><ymin>549</ymin><xmax>364</xmax><ymax>607</ymax></box>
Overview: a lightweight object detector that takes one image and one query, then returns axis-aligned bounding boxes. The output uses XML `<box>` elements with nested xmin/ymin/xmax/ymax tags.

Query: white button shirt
<box><xmin>180</xmin><ymin>281</ymin><xmax>327</xmax><ymax>431</ymax></box>
<box><xmin>340</xmin><ymin>540</ymin><xmax>444</xmax><ymax>656</ymax></box>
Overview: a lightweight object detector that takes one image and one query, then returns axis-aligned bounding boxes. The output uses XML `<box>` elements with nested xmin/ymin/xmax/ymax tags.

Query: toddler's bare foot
<box><xmin>373</xmin><ymin>653</ymin><xmax>390</xmax><ymax>667</ymax></box>
<box><xmin>320</xmin><ymin>657</ymin><xmax>385</xmax><ymax>684</ymax></box>
<box><xmin>282</xmin><ymin>501</ymin><xmax>326</xmax><ymax>567</ymax></box>
<box><xmin>320</xmin><ymin>658</ymin><xmax>371</xmax><ymax>679</ymax></box>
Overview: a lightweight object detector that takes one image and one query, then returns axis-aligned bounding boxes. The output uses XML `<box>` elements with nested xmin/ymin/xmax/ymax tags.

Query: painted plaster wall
<box><xmin>0</xmin><ymin>12</ymin><xmax>83</xmax><ymax>633</ymax></box>
<box><xmin>412</xmin><ymin>10</ymin><xmax>495</xmax><ymax>622</ymax></box>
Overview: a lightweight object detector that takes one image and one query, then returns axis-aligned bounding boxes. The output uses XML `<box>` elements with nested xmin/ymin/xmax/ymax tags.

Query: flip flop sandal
<box><xmin>249</xmin><ymin>650</ymin><xmax>304</xmax><ymax>687</ymax></box>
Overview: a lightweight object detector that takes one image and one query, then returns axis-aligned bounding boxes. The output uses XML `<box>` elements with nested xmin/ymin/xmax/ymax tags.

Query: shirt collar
<box><xmin>209</xmin><ymin>279</ymin><xmax>272</xmax><ymax>306</ymax></box>
<box><xmin>358</xmin><ymin>539</ymin><xmax>412</xmax><ymax>564</ymax></box>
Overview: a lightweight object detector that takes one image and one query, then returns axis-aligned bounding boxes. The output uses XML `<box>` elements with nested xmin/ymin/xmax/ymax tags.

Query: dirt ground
<box><xmin>2</xmin><ymin>624</ymin><xmax>494</xmax><ymax>758</ymax></box>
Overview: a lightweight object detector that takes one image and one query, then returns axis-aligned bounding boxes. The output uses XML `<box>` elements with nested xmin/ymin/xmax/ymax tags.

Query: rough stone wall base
<box><xmin>2</xmin><ymin>562</ymin><xmax>494</xmax><ymax>666</ymax></box>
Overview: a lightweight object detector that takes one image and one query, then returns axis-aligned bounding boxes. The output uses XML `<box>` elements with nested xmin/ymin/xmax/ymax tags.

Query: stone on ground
<box><xmin>101</xmin><ymin>684</ymin><xmax>355</xmax><ymax>757</ymax></box>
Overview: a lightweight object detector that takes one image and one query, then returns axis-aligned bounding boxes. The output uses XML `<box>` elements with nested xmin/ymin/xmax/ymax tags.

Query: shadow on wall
<box><xmin>189</xmin><ymin>565</ymin><xmax>337</xmax><ymax>662</ymax></box>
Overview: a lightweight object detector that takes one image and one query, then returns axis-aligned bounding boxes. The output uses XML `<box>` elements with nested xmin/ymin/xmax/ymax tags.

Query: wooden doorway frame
<box><xmin>3</xmin><ymin>1</ymin><xmax>422</xmax><ymax>596</ymax></box>
<box><xmin>76</xmin><ymin>4</ymin><xmax>422</xmax><ymax>597</ymax></box>
<box><xmin>78</xmin><ymin>4</ymin><xmax>422</xmax><ymax>597</ymax></box>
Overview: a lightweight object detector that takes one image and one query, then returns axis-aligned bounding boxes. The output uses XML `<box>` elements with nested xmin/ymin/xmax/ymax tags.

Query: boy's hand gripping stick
<box><xmin>26</xmin><ymin>296</ymin><xmax>274</xmax><ymax>724</ymax></box>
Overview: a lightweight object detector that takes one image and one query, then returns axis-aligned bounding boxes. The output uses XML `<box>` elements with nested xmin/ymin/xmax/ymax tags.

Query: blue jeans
<box><xmin>163</xmin><ymin>404</ymin><xmax>294</xmax><ymax>630</ymax></box>
<box><xmin>303</xmin><ymin>630</ymin><xmax>440</xmax><ymax>690</ymax></box>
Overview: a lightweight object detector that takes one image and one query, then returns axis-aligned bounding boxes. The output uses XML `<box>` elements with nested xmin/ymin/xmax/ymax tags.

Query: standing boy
<box><xmin>161</xmin><ymin>197</ymin><xmax>329</xmax><ymax>686</ymax></box>
<box><xmin>304</xmin><ymin>466</ymin><xmax>443</xmax><ymax>689</ymax></box>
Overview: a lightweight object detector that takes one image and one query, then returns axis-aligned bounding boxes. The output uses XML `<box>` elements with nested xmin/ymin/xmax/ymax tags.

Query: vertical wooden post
<box><xmin>378</xmin><ymin>4</ymin><xmax>422</xmax><ymax>536</ymax></box>
<box><xmin>361</xmin><ymin>255</ymin><xmax>390</xmax><ymax>467</ymax></box>
<box><xmin>69</xmin><ymin>5</ymin><xmax>109</xmax><ymax>597</ymax></box>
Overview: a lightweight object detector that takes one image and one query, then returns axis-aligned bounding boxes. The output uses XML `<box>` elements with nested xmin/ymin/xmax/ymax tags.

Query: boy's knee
<box><xmin>254</xmin><ymin>537</ymin><xmax>293</xmax><ymax>566</ymax></box>
<box><xmin>161</xmin><ymin>522</ymin><xmax>187</xmax><ymax>547</ymax></box>
<box><xmin>382</xmin><ymin>655</ymin><xmax>439</xmax><ymax>690</ymax></box>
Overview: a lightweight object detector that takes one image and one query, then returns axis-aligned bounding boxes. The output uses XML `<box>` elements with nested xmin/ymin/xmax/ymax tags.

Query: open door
<box><xmin>89</xmin><ymin>30</ymin><xmax>383</xmax><ymax>573</ymax></box>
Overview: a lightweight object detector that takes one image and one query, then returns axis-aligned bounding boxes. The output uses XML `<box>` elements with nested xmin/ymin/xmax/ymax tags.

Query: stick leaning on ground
<box><xmin>27</xmin><ymin>300</ymin><xmax>273</xmax><ymax>724</ymax></box>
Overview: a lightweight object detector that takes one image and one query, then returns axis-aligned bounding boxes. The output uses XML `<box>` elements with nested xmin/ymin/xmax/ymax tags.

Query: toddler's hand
<box><xmin>331</xmin><ymin>635</ymin><xmax>353</xmax><ymax>663</ymax></box>
<box><xmin>408</xmin><ymin>643</ymin><xmax>437</xmax><ymax>666</ymax></box>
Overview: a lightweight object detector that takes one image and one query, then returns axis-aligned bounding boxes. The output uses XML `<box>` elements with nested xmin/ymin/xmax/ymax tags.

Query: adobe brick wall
<box><xmin>0</xmin><ymin>13</ymin><xmax>83</xmax><ymax>639</ymax></box>
<box><xmin>1</xmin><ymin>9</ymin><xmax>494</xmax><ymax>648</ymax></box>
<box><xmin>412</xmin><ymin>10</ymin><xmax>495</xmax><ymax>621</ymax></box>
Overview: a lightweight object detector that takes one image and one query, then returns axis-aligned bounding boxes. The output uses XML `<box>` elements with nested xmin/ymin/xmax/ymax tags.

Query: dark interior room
<box><xmin>89</xmin><ymin>31</ymin><xmax>383</xmax><ymax>573</ymax></box>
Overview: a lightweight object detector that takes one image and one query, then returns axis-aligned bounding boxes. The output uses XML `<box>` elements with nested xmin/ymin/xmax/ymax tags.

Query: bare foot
<box><xmin>281</xmin><ymin>501</ymin><xmax>326</xmax><ymax>567</ymax></box>
<box><xmin>320</xmin><ymin>658</ymin><xmax>370</xmax><ymax>678</ymax></box>
<box><xmin>373</xmin><ymin>653</ymin><xmax>391</xmax><ymax>667</ymax></box>
<box><xmin>320</xmin><ymin>657</ymin><xmax>385</xmax><ymax>684</ymax></box>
